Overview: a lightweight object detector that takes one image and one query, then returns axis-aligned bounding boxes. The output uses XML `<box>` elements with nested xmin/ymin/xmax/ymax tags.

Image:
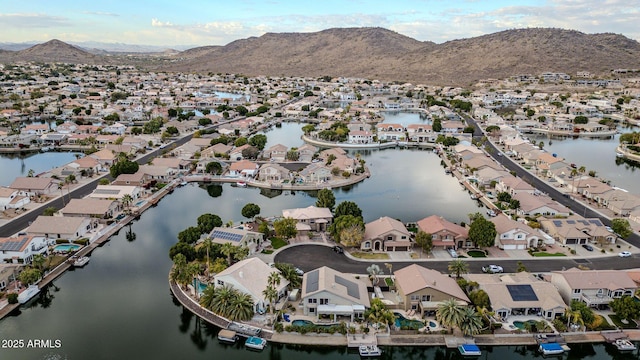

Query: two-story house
<box><xmin>550</xmin><ymin>268</ymin><xmax>636</xmax><ymax>308</ymax></box>
<box><xmin>361</xmin><ymin>216</ymin><xmax>412</xmax><ymax>252</ymax></box>
<box><xmin>489</xmin><ymin>214</ymin><xmax>541</xmax><ymax>249</ymax></box>
<box><xmin>282</xmin><ymin>206</ymin><xmax>333</xmax><ymax>232</ymax></box>
<box><xmin>416</xmin><ymin>215</ymin><xmax>469</xmax><ymax>250</ymax></box>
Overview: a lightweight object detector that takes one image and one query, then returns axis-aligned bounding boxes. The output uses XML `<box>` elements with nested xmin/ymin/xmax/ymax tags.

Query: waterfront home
<box><xmin>407</xmin><ymin>124</ymin><xmax>434</xmax><ymax>142</ymax></box>
<box><xmin>376</xmin><ymin>123</ymin><xmax>406</xmax><ymax>142</ymax></box>
<box><xmin>89</xmin><ymin>185</ymin><xmax>140</xmax><ymax>201</ymax></box>
<box><xmin>394</xmin><ymin>264</ymin><xmax>469</xmax><ymax>316</ymax></box>
<box><xmin>462</xmin><ymin>155</ymin><xmax>503</xmax><ymax>173</ymax></box>
<box><xmin>330</xmin><ymin>156</ymin><xmax>358</xmax><ymax>174</ymax></box>
<box><xmin>573</xmin><ymin>177</ymin><xmax>613</xmax><ymax>203</ymax></box>
<box><xmin>298</xmin><ymin>163</ymin><xmax>332</xmax><ymax>183</ymax></box>
<box><xmin>112</xmin><ymin>172</ymin><xmax>149</xmax><ymax>187</ymax></box>
<box><xmin>466</xmin><ymin>272</ymin><xmax>566</xmax><ymax>320</ymax></box>
<box><xmin>440</xmin><ymin>121</ymin><xmax>465</xmax><ymax>134</ymax></box>
<box><xmin>474</xmin><ymin>167</ymin><xmax>510</xmax><ymax>188</ymax></box>
<box><xmin>300</xmin><ymin>266</ymin><xmax>369</xmax><ymax>322</ymax></box>
<box><xmin>151</xmin><ymin>157</ymin><xmax>191</xmax><ymax>172</ymax></box>
<box><xmin>0</xmin><ymin>264</ymin><xmax>20</xmax><ymax>290</ymax></box>
<box><xmin>200</xmin><ymin>143</ymin><xmax>233</xmax><ymax>159</ymax></box>
<box><xmin>60</xmin><ymin>198</ymin><xmax>119</xmax><ymax>219</ymax></box>
<box><xmin>0</xmin><ymin>235</ymin><xmax>51</xmax><ymax>264</ymax></box>
<box><xmin>89</xmin><ymin>148</ymin><xmax>117</xmax><ymax>169</ymax></box>
<box><xmin>263</xmin><ymin>144</ymin><xmax>288</xmax><ymax>162</ymax></box>
<box><xmin>550</xmin><ymin>268</ymin><xmax>637</xmax><ymax>308</ymax></box>
<box><xmin>209</xmin><ymin>226</ymin><xmax>264</xmax><ymax>255</ymax></box>
<box><xmin>454</xmin><ymin>144</ymin><xmax>484</xmax><ymax>161</ymax></box>
<box><xmin>539</xmin><ymin>216</ymin><xmax>615</xmax><ymax>246</ymax></box>
<box><xmin>27</xmin><ymin>215</ymin><xmax>94</xmax><ymax>241</ymax></box>
<box><xmin>138</xmin><ymin>164</ymin><xmax>175</xmax><ymax>182</ymax></box>
<box><xmin>495</xmin><ymin>175</ymin><xmax>536</xmax><ymax>196</ymax></box>
<box><xmin>416</xmin><ymin>215</ymin><xmax>469</xmax><ymax>250</ymax></box>
<box><xmin>512</xmin><ymin>192</ymin><xmax>571</xmax><ymax>217</ymax></box>
<box><xmin>257</xmin><ymin>163</ymin><xmax>290</xmax><ymax>182</ymax></box>
<box><xmin>228</xmin><ymin>160</ymin><xmax>259</xmax><ymax>178</ymax></box>
<box><xmin>22</xmin><ymin>123</ymin><xmax>49</xmax><ymax>135</ymax></box>
<box><xmin>296</xmin><ymin>144</ymin><xmax>317</xmax><ymax>162</ymax></box>
<box><xmin>229</xmin><ymin>144</ymin><xmax>253</xmax><ymax>160</ymax></box>
<box><xmin>0</xmin><ymin>186</ymin><xmax>29</xmax><ymax>211</ymax></box>
<box><xmin>281</xmin><ymin>206</ymin><xmax>333</xmax><ymax>232</ymax></box>
<box><xmin>489</xmin><ymin>214</ymin><xmax>541</xmax><ymax>249</ymax></box>
<box><xmin>600</xmin><ymin>189</ymin><xmax>640</xmax><ymax>217</ymax></box>
<box><xmin>213</xmin><ymin>257</ymin><xmax>289</xmax><ymax>314</ymax></box>
<box><xmin>9</xmin><ymin>177</ymin><xmax>59</xmax><ymax>197</ymax></box>
<box><xmin>319</xmin><ymin>148</ymin><xmax>347</xmax><ymax>162</ymax></box>
<box><xmin>348</xmin><ymin>130</ymin><xmax>375</xmax><ymax>144</ymax></box>
<box><xmin>361</xmin><ymin>216</ymin><xmax>412</xmax><ymax>252</ymax></box>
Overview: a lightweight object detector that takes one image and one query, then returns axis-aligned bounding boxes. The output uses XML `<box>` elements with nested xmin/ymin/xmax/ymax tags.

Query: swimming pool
<box><xmin>291</xmin><ymin>319</ymin><xmax>314</xmax><ymax>327</ymax></box>
<box><xmin>193</xmin><ymin>279</ymin><xmax>209</xmax><ymax>294</ymax></box>
<box><xmin>513</xmin><ymin>320</ymin><xmax>538</xmax><ymax>330</ymax></box>
<box><xmin>53</xmin><ymin>244</ymin><xmax>81</xmax><ymax>252</ymax></box>
<box><xmin>394</xmin><ymin>313</ymin><xmax>424</xmax><ymax>330</ymax></box>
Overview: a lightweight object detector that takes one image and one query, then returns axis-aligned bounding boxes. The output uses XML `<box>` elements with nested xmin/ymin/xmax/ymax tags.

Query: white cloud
<box><xmin>0</xmin><ymin>13</ymin><xmax>70</xmax><ymax>28</ymax></box>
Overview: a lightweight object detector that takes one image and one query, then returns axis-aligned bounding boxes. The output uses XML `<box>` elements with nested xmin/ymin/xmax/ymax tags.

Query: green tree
<box><xmin>458</xmin><ymin>307</ymin><xmax>484</xmax><ymax>336</ymax></box>
<box><xmin>248</xmin><ymin>134</ymin><xmax>267</xmax><ymax>150</ymax></box>
<box><xmin>177</xmin><ymin>226</ymin><xmax>202</xmax><ymax>244</ymax></box>
<box><xmin>241</xmin><ymin>203</ymin><xmax>261</xmax><ymax>220</ymax></box>
<box><xmin>610</xmin><ymin>295</ymin><xmax>640</xmax><ymax>321</ymax></box>
<box><xmin>516</xmin><ymin>261</ymin><xmax>528</xmax><ymax>272</ymax></box>
<box><xmin>302</xmin><ymin>124</ymin><xmax>316</xmax><ymax>134</ymax></box>
<box><xmin>330</xmin><ymin>215</ymin><xmax>364</xmax><ymax>243</ymax></box>
<box><xmin>436</xmin><ymin>298</ymin><xmax>465</xmax><ymax>332</ymax></box>
<box><xmin>468</xmin><ymin>290</ymin><xmax>490</xmax><ymax>308</ymax></box>
<box><xmin>414</xmin><ymin>231</ymin><xmax>433</xmax><ymax>255</ymax></box>
<box><xmin>205</xmin><ymin>161</ymin><xmax>223</xmax><ymax>175</ymax></box>
<box><xmin>31</xmin><ymin>254</ymin><xmax>46</xmax><ymax>273</ymax></box>
<box><xmin>227</xmin><ymin>291</ymin><xmax>255</xmax><ymax>321</ymax></box>
<box><xmin>364</xmin><ymin>298</ymin><xmax>395</xmax><ymax>331</ymax></box>
<box><xmin>197</xmin><ymin>213</ymin><xmax>222</xmax><ymax>234</ymax></box>
<box><xmin>432</xmin><ymin>118</ymin><xmax>442</xmax><ymax>132</ymax></box>
<box><xmin>468</xmin><ymin>217</ymin><xmax>497</xmax><ymax>248</ymax></box>
<box><xmin>273</xmin><ymin>217</ymin><xmax>297</xmax><ymax>239</ymax></box>
<box><xmin>109</xmin><ymin>158</ymin><xmax>139</xmax><ymax>178</ymax></box>
<box><xmin>611</xmin><ymin>218</ymin><xmax>633</xmax><ymax>238</ymax></box>
<box><xmin>43</xmin><ymin>206</ymin><xmax>57</xmax><ymax>216</ymax></box>
<box><xmin>570</xmin><ymin>300</ymin><xmax>595</xmax><ymax>328</ymax></box>
<box><xmin>334</xmin><ymin>201</ymin><xmax>362</xmax><ymax>218</ymax></box>
<box><xmin>448</xmin><ymin>259</ymin><xmax>469</xmax><ymax>278</ymax></box>
<box><xmin>234</xmin><ymin>137</ymin><xmax>248</xmax><ymax>147</ymax></box>
<box><xmin>220</xmin><ymin>242</ymin><xmax>236</xmax><ymax>266</ymax></box>
<box><xmin>274</xmin><ymin>263</ymin><xmax>302</xmax><ymax>289</ymax></box>
<box><xmin>18</xmin><ymin>267</ymin><xmax>42</xmax><ymax>285</ymax></box>
<box><xmin>315</xmin><ymin>188</ymin><xmax>336</xmax><ymax>211</ymax></box>
<box><xmin>169</xmin><ymin>242</ymin><xmax>196</xmax><ymax>261</ymax></box>
<box><xmin>99</xmin><ymin>178</ymin><xmax>110</xmax><ymax>185</ymax></box>
<box><xmin>169</xmin><ymin>253</ymin><xmax>190</xmax><ymax>288</ymax></box>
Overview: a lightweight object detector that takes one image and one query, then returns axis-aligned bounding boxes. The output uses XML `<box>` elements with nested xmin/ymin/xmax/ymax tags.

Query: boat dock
<box><xmin>445</xmin><ymin>337</ymin><xmax>475</xmax><ymax>349</ymax></box>
<box><xmin>601</xmin><ymin>330</ymin><xmax>630</xmax><ymax>343</ymax></box>
<box><xmin>227</xmin><ymin>322</ymin><xmax>262</xmax><ymax>337</ymax></box>
<box><xmin>535</xmin><ymin>333</ymin><xmax>567</xmax><ymax>345</ymax></box>
<box><xmin>347</xmin><ymin>333</ymin><xmax>377</xmax><ymax>348</ymax></box>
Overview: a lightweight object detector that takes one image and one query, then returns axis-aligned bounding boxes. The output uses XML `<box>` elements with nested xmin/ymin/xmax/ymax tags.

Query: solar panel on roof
<box><xmin>306</xmin><ymin>269</ymin><xmax>319</xmax><ymax>293</ymax></box>
<box><xmin>94</xmin><ymin>189</ymin><xmax>121</xmax><ymax>195</ymax></box>
<box><xmin>566</xmin><ymin>220</ymin><xmax>575</xmax><ymax>224</ymax></box>
<box><xmin>0</xmin><ymin>236</ymin><xmax>29</xmax><ymax>252</ymax></box>
<box><xmin>507</xmin><ymin>284</ymin><xmax>538</xmax><ymax>301</ymax></box>
<box><xmin>588</xmin><ymin>219</ymin><xmax>602</xmax><ymax>225</ymax></box>
<box><xmin>578</xmin><ymin>220</ymin><xmax>589</xmax><ymax>225</ymax></box>
<box><xmin>212</xmin><ymin>230</ymin><xmax>243</xmax><ymax>242</ymax></box>
<box><xmin>335</xmin><ymin>275</ymin><xmax>360</xmax><ymax>299</ymax></box>
<box><xmin>552</xmin><ymin>220</ymin><xmax>562</xmax><ymax>227</ymax></box>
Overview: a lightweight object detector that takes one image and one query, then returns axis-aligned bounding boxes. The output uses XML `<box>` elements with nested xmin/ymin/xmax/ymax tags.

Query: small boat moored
<box><xmin>358</xmin><ymin>345</ymin><xmax>382</xmax><ymax>357</ymax></box>
<box><xmin>217</xmin><ymin>329</ymin><xmax>238</xmax><ymax>344</ymax></box>
<box><xmin>17</xmin><ymin>284</ymin><xmax>40</xmax><ymax>304</ymax></box>
<box><xmin>458</xmin><ymin>343</ymin><xmax>482</xmax><ymax>356</ymax></box>
<box><xmin>245</xmin><ymin>336</ymin><xmax>267</xmax><ymax>350</ymax></box>
<box><xmin>614</xmin><ymin>339</ymin><xmax>637</xmax><ymax>351</ymax></box>
<box><xmin>539</xmin><ymin>342</ymin><xmax>565</xmax><ymax>355</ymax></box>
<box><xmin>236</xmin><ymin>181</ymin><xmax>248</xmax><ymax>187</ymax></box>
<box><xmin>72</xmin><ymin>256</ymin><xmax>90</xmax><ymax>267</ymax></box>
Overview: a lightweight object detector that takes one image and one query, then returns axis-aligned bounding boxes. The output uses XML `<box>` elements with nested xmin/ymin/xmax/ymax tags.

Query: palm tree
<box><xmin>367</xmin><ymin>264</ymin><xmax>384</xmax><ymax>286</ymax></box>
<box><xmin>199</xmin><ymin>285</ymin><xmax>217</xmax><ymax>310</ymax></box>
<box><xmin>565</xmin><ymin>308</ymin><xmax>584</xmax><ymax>331</ymax></box>
<box><xmin>31</xmin><ymin>254</ymin><xmax>46</xmax><ymax>274</ymax></box>
<box><xmin>364</xmin><ymin>298</ymin><xmax>395</xmax><ymax>331</ymax></box>
<box><xmin>220</xmin><ymin>242</ymin><xmax>235</xmax><ymax>266</ymax></box>
<box><xmin>170</xmin><ymin>254</ymin><xmax>190</xmax><ymax>289</ymax></box>
<box><xmin>275</xmin><ymin>263</ymin><xmax>302</xmax><ymax>290</ymax></box>
<box><xmin>58</xmin><ymin>182</ymin><xmax>66</xmax><ymax>207</ymax></box>
<box><xmin>436</xmin><ymin>299</ymin><xmax>465</xmax><ymax>333</ymax></box>
<box><xmin>448</xmin><ymin>259</ymin><xmax>469</xmax><ymax>278</ymax></box>
<box><xmin>202</xmin><ymin>237</ymin><xmax>213</xmax><ymax>277</ymax></box>
<box><xmin>458</xmin><ymin>307</ymin><xmax>483</xmax><ymax>336</ymax></box>
<box><xmin>121</xmin><ymin>194</ymin><xmax>133</xmax><ymax>215</ymax></box>
<box><xmin>264</xmin><ymin>271</ymin><xmax>282</xmax><ymax>314</ymax></box>
<box><xmin>207</xmin><ymin>285</ymin><xmax>236</xmax><ymax>316</ymax></box>
<box><xmin>476</xmin><ymin>306</ymin><xmax>495</xmax><ymax>329</ymax></box>
<box><xmin>227</xmin><ymin>291</ymin><xmax>255</xmax><ymax>321</ymax></box>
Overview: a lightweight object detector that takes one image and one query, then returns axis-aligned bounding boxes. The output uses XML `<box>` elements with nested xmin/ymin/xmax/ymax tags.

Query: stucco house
<box><xmin>282</xmin><ymin>206</ymin><xmax>333</xmax><ymax>232</ymax></box>
<box><xmin>0</xmin><ymin>186</ymin><xmax>29</xmax><ymax>210</ymax></box>
<box><xmin>27</xmin><ymin>216</ymin><xmax>95</xmax><ymax>240</ymax></box>
<box><xmin>489</xmin><ymin>214</ymin><xmax>541</xmax><ymax>250</ymax></box>
<box><xmin>394</xmin><ymin>264</ymin><xmax>469</xmax><ymax>316</ymax></box>
<box><xmin>213</xmin><ymin>257</ymin><xmax>289</xmax><ymax>314</ymax></box>
<box><xmin>10</xmin><ymin>177</ymin><xmax>59</xmax><ymax>197</ymax></box>
<box><xmin>361</xmin><ymin>216</ymin><xmax>412</xmax><ymax>252</ymax></box>
<box><xmin>209</xmin><ymin>226</ymin><xmax>264</xmax><ymax>255</ymax></box>
<box><xmin>301</xmin><ymin>266</ymin><xmax>369</xmax><ymax>322</ymax></box>
<box><xmin>539</xmin><ymin>217</ymin><xmax>615</xmax><ymax>246</ymax></box>
<box><xmin>263</xmin><ymin>144</ymin><xmax>288</xmax><ymax>162</ymax></box>
<box><xmin>416</xmin><ymin>215</ymin><xmax>470</xmax><ymax>250</ymax></box>
<box><xmin>0</xmin><ymin>235</ymin><xmax>51</xmax><ymax>264</ymax></box>
<box><xmin>550</xmin><ymin>268</ymin><xmax>637</xmax><ymax>308</ymax></box>
<box><xmin>228</xmin><ymin>160</ymin><xmax>259</xmax><ymax>178</ymax></box>
<box><xmin>258</xmin><ymin>163</ymin><xmax>290</xmax><ymax>182</ymax></box>
<box><xmin>60</xmin><ymin>198</ymin><xmax>120</xmax><ymax>219</ymax></box>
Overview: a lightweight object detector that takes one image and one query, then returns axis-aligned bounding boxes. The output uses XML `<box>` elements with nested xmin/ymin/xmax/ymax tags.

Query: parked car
<box><xmin>486</xmin><ymin>209</ymin><xmax>497</xmax><ymax>217</ymax></box>
<box><xmin>582</xmin><ymin>244</ymin><xmax>594</xmax><ymax>251</ymax></box>
<box><xmin>332</xmin><ymin>246</ymin><xmax>344</xmax><ymax>254</ymax></box>
<box><xmin>605</xmin><ymin>226</ymin><xmax>614</xmax><ymax>233</ymax></box>
<box><xmin>619</xmin><ymin>251</ymin><xmax>632</xmax><ymax>258</ymax></box>
<box><xmin>447</xmin><ymin>248</ymin><xmax>458</xmax><ymax>258</ymax></box>
<box><xmin>482</xmin><ymin>264</ymin><xmax>504</xmax><ymax>273</ymax></box>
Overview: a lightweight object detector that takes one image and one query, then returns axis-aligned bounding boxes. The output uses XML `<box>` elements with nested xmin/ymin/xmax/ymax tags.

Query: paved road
<box><xmin>274</xmin><ymin>244</ymin><xmax>638</xmax><ymax>274</ymax></box>
<box><xmin>463</xmin><ymin>113</ymin><xmax>640</xmax><ymax>248</ymax></box>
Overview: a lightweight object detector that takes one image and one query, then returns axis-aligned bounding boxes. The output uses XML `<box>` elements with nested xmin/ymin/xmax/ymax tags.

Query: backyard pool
<box><xmin>53</xmin><ymin>244</ymin><xmax>81</xmax><ymax>253</ymax></box>
<box><xmin>394</xmin><ymin>313</ymin><xmax>424</xmax><ymax>330</ymax></box>
<box><xmin>513</xmin><ymin>320</ymin><xmax>538</xmax><ymax>330</ymax></box>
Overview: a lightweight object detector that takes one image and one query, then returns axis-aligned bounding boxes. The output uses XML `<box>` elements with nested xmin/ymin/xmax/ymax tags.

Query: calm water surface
<box><xmin>0</xmin><ymin>152</ymin><xmax>81</xmax><ymax>187</ymax></box>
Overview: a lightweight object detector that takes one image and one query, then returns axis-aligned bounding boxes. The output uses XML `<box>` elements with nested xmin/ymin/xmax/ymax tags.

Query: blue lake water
<box><xmin>0</xmin><ymin>151</ymin><xmax>82</xmax><ymax>186</ymax></box>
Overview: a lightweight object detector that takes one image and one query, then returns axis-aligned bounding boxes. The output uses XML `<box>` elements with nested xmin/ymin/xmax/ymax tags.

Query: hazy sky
<box><xmin>1</xmin><ymin>0</ymin><xmax>638</xmax><ymax>47</ymax></box>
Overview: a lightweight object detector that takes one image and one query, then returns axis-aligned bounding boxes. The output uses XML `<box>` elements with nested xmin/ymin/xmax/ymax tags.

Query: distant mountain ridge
<box><xmin>1</xmin><ymin>27</ymin><xmax>639</xmax><ymax>85</ymax></box>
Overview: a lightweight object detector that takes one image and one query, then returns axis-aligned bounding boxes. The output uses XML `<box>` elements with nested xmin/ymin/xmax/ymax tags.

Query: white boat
<box><xmin>236</xmin><ymin>181</ymin><xmax>248</xmax><ymax>187</ymax></box>
<box><xmin>614</xmin><ymin>339</ymin><xmax>637</xmax><ymax>351</ymax></box>
<box><xmin>179</xmin><ymin>181</ymin><xmax>188</xmax><ymax>187</ymax></box>
<box><xmin>539</xmin><ymin>342</ymin><xmax>565</xmax><ymax>355</ymax></box>
<box><xmin>73</xmin><ymin>256</ymin><xmax>90</xmax><ymax>267</ymax></box>
<box><xmin>458</xmin><ymin>344</ymin><xmax>482</xmax><ymax>356</ymax></box>
<box><xmin>18</xmin><ymin>284</ymin><xmax>40</xmax><ymax>304</ymax></box>
<box><xmin>245</xmin><ymin>336</ymin><xmax>267</xmax><ymax>350</ymax></box>
<box><xmin>217</xmin><ymin>329</ymin><xmax>238</xmax><ymax>344</ymax></box>
<box><xmin>358</xmin><ymin>345</ymin><xmax>382</xmax><ymax>357</ymax></box>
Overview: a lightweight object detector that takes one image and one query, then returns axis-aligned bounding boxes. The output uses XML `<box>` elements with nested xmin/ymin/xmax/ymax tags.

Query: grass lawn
<box><xmin>261</xmin><ymin>249</ymin><xmax>274</xmax><ymax>254</ymax></box>
<box><xmin>351</xmin><ymin>252</ymin><xmax>389</xmax><ymax>260</ymax></box>
<box><xmin>384</xmin><ymin>277</ymin><xmax>394</xmax><ymax>287</ymax></box>
<box><xmin>531</xmin><ymin>252</ymin><xmax>567</xmax><ymax>257</ymax></box>
<box><xmin>467</xmin><ymin>250</ymin><xmax>487</xmax><ymax>258</ymax></box>
<box><xmin>46</xmin><ymin>255</ymin><xmax>68</xmax><ymax>269</ymax></box>
<box><xmin>608</xmin><ymin>314</ymin><xmax>638</xmax><ymax>329</ymax></box>
<box><xmin>270</xmin><ymin>237</ymin><xmax>288</xmax><ymax>249</ymax></box>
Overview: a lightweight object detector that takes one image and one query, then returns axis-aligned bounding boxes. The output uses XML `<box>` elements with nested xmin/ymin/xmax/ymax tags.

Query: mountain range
<box><xmin>1</xmin><ymin>27</ymin><xmax>639</xmax><ymax>86</ymax></box>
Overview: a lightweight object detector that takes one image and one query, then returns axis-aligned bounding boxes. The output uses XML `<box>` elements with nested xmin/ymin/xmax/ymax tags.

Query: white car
<box><xmin>619</xmin><ymin>251</ymin><xmax>632</xmax><ymax>258</ymax></box>
<box><xmin>447</xmin><ymin>248</ymin><xmax>458</xmax><ymax>258</ymax></box>
<box><xmin>482</xmin><ymin>265</ymin><xmax>504</xmax><ymax>273</ymax></box>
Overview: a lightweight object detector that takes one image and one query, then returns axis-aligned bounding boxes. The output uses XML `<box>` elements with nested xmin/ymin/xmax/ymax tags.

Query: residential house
<box><xmin>200</xmin><ymin>143</ymin><xmax>233</xmax><ymax>159</ymax></box>
<box><xmin>282</xmin><ymin>206</ymin><xmax>333</xmax><ymax>233</ymax></box>
<box><xmin>139</xmin><ymin>164</ymin><xmax>175</xmax><ymax>182</ymax></box>
<box><xmin>297</xmin><ymin>144</ymin><xmax>317</xmax><ymax>162</ymax></box>
<box><xmin>0</xmin><ymin>264</ymin><xmax>20</xmax><ymax>290</ymax></box>
<box><xmin>209</xmin><ymin>226</ymin><xmax>264</xmax><ymax>255</ymax></box>
<box><xmin>27</xmin><ymin>216</ymin><xmax>94</xmax><ymax>240</ymax></box>
<box><xmin>394</xmin><ymin>264</ymin><xmax>469</xmax><ymax>315</ymax></box>
<box><xmin>10</xmin><ymin>177</ymin><xmax>59</xmax><ymax>197</ymax></box>
<box><xmin>151</xmin><ymin>157</ymin><xmax>191</xmax><ymax>172</ymax></box>
<box><xmin>257</xmin><ymin>163</ymin><xmax>290</xmax><ymax>182</ymax></box>
<box><xmin>513</xmin><ymin>192</ymin><xmax>571</xmax><ymax>217</ymax></box>
<box><xmin>0</xmin><ymin>186</ymin><xmax>29</xmax><ymax>210</ymax></box>
<box><xmin>348</xmin><ymin>130</ymin><xmax>374</xmax><ymax>144</ymax></box>
<box><xmin>228</xmin><ymin>160</ymin><xmax>259</xmax><ymax>178</ymax></box>
<box><xmin>112</xmin><ymin>172</ymin><xmax>149</xmax><ymax>187</ymax></box>
<box><xmin>600</xmin><ymin>190</ymin><xmax>640</xmax><ymax>216</ymax></box>
<box><xmin>407</xmin><ymin>124</ymin><xmax>434</xmax><ymax>142</ymax></box>
<box><xmin>89</xmin><ymin>185</ymin><xmax>140</xmax><ymax>201</ymax></box>
<box><xmin>213</xmin><ymin>257</ymin><xmax>289</xmax><ymax>314</ymax></box>
<box><xmin>0</xmin><ymin>235</ymin><xmax>51</xmax><ymax>264</ymax></box>
<box><xmin>102</xmin><ymin>122</ymin><xmax>127</xmax><ymax>135</ymax></box>
<box><xmin>416</xmin><ymin>215</ymin><xmax>469</xmax><ymax>250</ymax></box>
<box><xmin>301</xmin><ymin>266</ymin><xmax>369</xmax><ymax>321</ymax></box>
<box><xmin>550</xmin><ymin>268</ymin><xmax>637</xmax><ymax>308</ymax></box>
<box><xmin>535</xmin><ymin>152</ymin><xmax>565</xmax><ymax>177</ymax></box>
<box><xmin>89</xmin><ymin>148</ymin><xmax>117</xmax><ymax>169</ymax></box>
<box><xmin>263</xmin><ymin>144</ymin><xmax>288</xmax><ymax>162</ymax></box>
<box><xmin>495</xmin><ymin>175</ymin><xmax>536</xmax><ymax>195</ymax></box>
<box><xmin>376</xmin><ymin>123</ymin><xmax>406</xmax><ymax>141</ymax></box>
<box><xmin>361</xmin><ymin>216</ymin><xmax>412</xmax><ymax>252</ymax></box>
<box><xmin>60</xmin><ymin>198</ymin><xmax>119</xmax><ymax>219</ymax></box>
<box><xmin>466</xmin><ymin>272</ymin><xmax>566</xmax><ymax>320</ymax></box>
<box><xmin>299</xmin><ymin>163</ymin><xmax>332</xmax><ymax>183</ymax></box>
<box><xmin>229</xmin><ymin>144</ymin><xmax>253</xmax><ymax>160</ymax></box>
<box><xmin>490</xmin><ymin>214</ymin><xmax>541</xmax><ymax>249</ymax></box>
<box><xmin>539</xmin><ymin>217</ymin><xmax>615</xmax><ymax>246</ymax></box>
